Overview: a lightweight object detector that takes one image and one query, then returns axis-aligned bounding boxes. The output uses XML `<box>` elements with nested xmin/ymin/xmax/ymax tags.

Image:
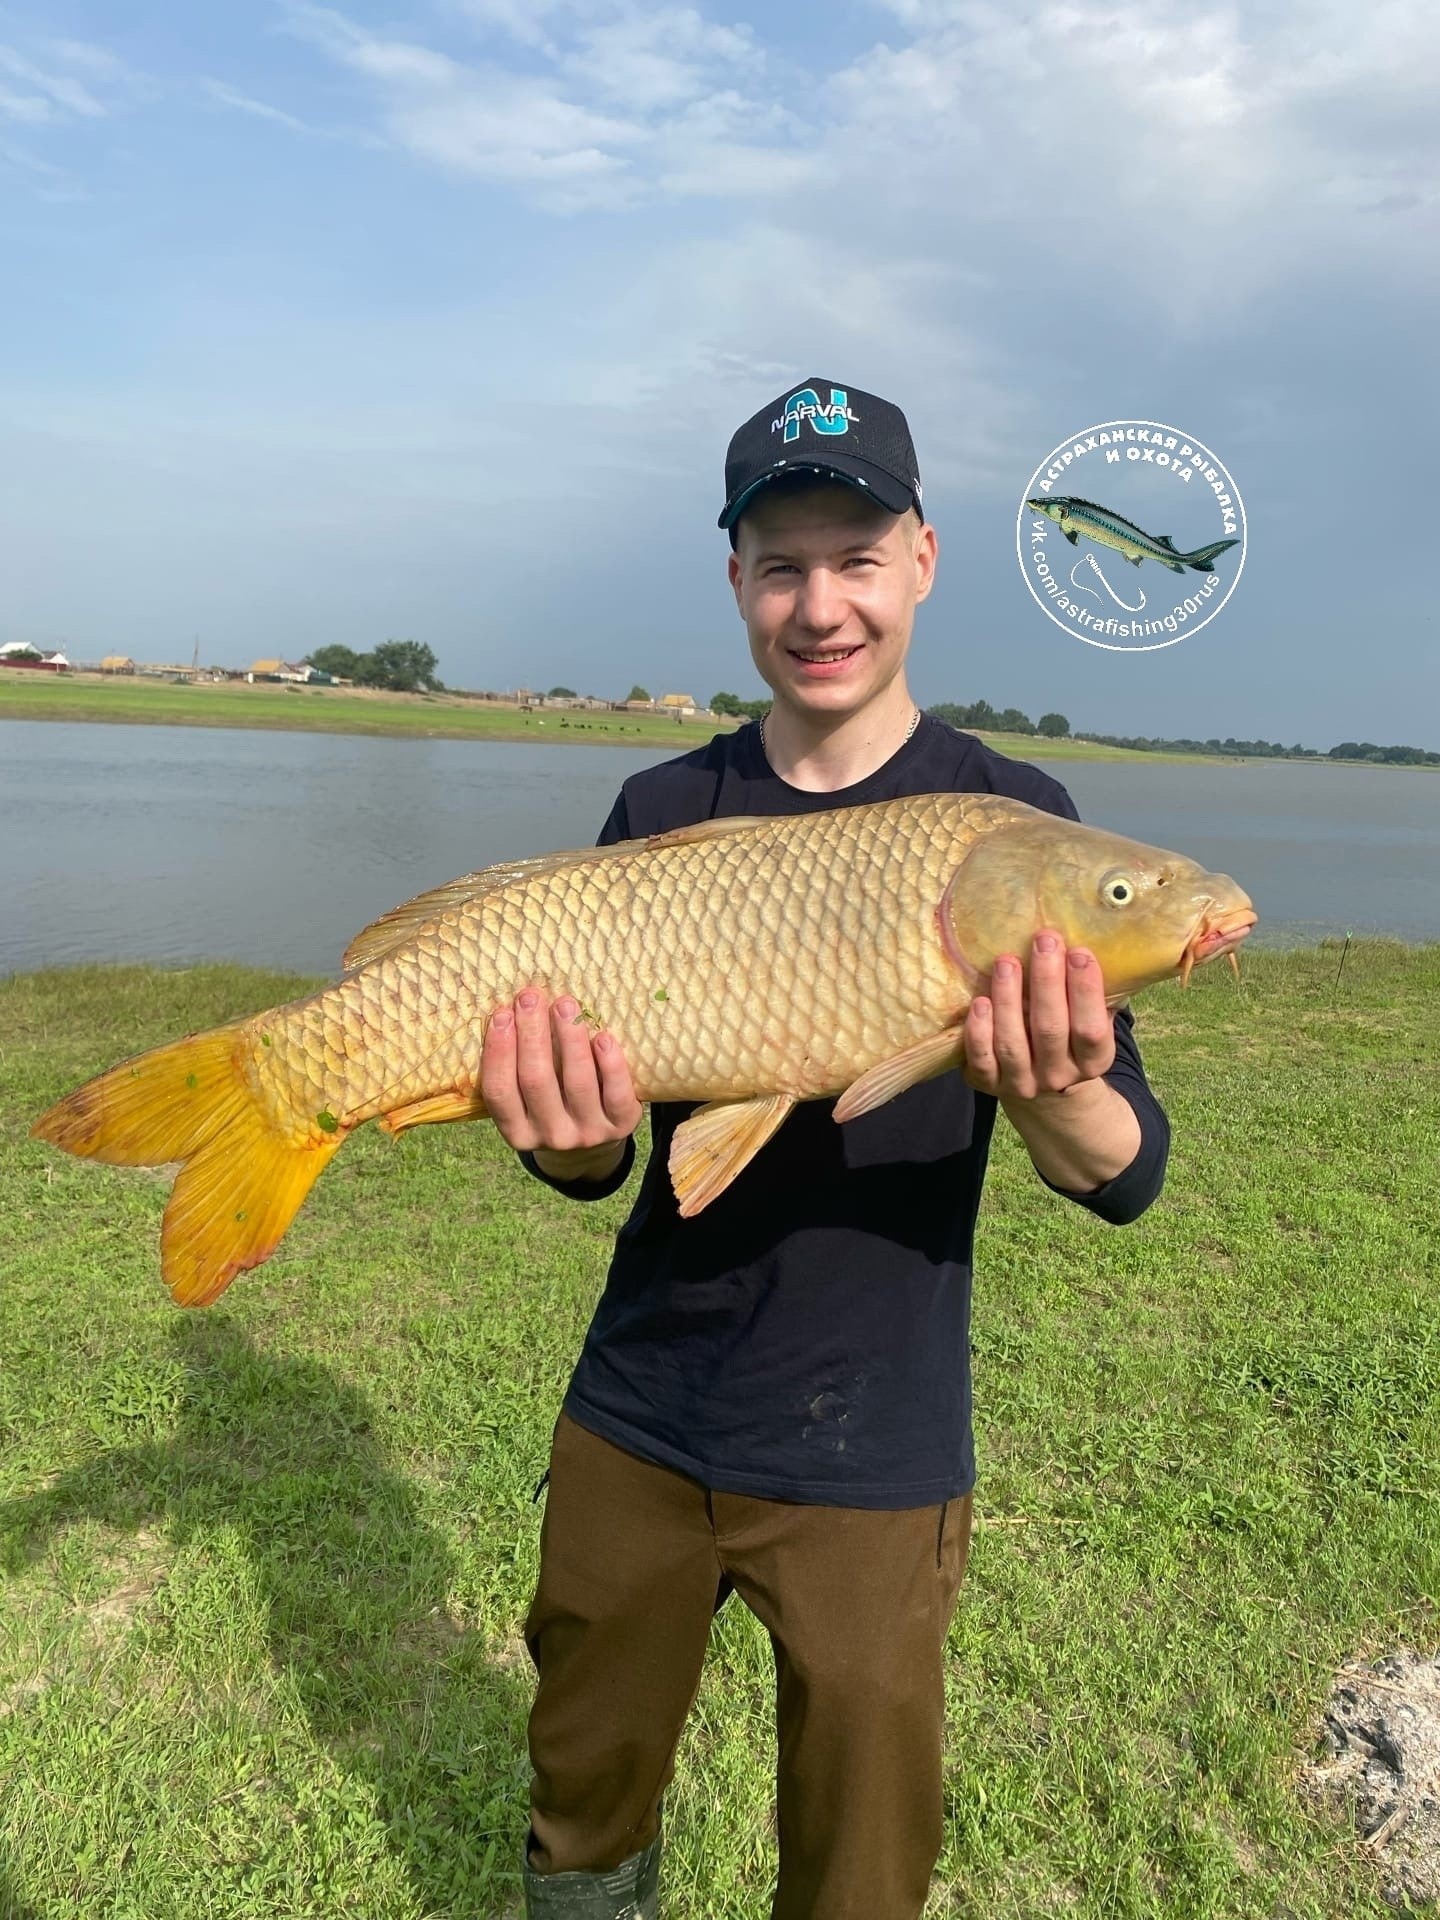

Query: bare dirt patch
<box><xmin>1301</xmin><ymin>1649</ymin><xmax>1440</xmax><ymax>1906</ymax></box>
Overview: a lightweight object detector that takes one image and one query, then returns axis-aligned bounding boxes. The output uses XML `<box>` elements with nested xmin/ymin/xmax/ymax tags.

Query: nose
<box><xmin>793</xmin><ymin>566</ymin><xmax>847</xmax><ymax>636</ymax></box>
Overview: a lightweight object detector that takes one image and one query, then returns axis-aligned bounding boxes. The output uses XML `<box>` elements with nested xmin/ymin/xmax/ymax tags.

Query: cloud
<box><xmin>0</xmin><ymin>44</ymin><xmax>107</xmax><ymax>121</ymax></box>
<box><xmin>201</xmin><ymin>79</ymin><xmax>311</xmax><ymax>133</ymax></box>
<box><xmin>287</xmin><ymin>0</ymin><xmax>797</xmax><ymax>208</ymax></box>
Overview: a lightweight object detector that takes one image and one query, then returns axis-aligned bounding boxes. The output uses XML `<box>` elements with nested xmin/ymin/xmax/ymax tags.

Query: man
<box><xmin>480</xmin><ymin>381</ymin><xmax>1170</xmax><ymax>1919</ymax></box>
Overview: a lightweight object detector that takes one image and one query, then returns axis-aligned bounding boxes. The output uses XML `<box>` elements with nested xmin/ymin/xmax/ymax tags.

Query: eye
<box><xmin>1101</xmin><ymin>872</ymin><xmax>1136</xmax><ymax>908</ymax></box>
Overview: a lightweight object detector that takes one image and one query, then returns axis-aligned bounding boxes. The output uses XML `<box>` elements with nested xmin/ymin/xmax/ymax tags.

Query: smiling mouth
<box><xmin>790</xmin><ymin>645</ymin><xmax>861</xmax><ymax>664</ymax></box>
<box><xmin>1179</xmin><ymin>903</ymin><xmax>1258</xmax><ymax>986</ymax></box>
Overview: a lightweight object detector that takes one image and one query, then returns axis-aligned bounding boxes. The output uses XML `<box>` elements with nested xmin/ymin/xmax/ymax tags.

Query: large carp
<box><xmin>33</xmin><ymin>793</ymin><xmax>1255</xmax><ymax>1305</ymax></box>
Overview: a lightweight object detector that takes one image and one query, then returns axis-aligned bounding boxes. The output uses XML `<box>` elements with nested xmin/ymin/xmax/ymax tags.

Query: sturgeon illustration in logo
<box><xmin>1016</xmin><ymin>421</ymin><xmax>1246</xmax><ymax>652</ymax></box>
<box><xmin>1025</xmin><ymin>496</ymin><xmax>1239</xmax><ymax>576</ymax></box>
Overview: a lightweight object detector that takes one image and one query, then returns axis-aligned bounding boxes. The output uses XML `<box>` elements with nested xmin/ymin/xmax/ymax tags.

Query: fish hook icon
<box><xmin>1070</xmin><ymin>552</ymin><xmax>1146</xmax><ymax>613</ymax></box>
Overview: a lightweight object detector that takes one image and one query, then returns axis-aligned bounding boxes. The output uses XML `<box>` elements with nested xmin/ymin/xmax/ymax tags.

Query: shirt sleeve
<box><xmin>517</xmin><ymin>1135</ymin><xmax>637</xmax><ymax>1202</ymax></box>
<box><xmin>1036</xmin><ymin>1002</ymin><xmax>1171</xmax><ymax>1225</ymax></box>
<box><xmin>515</xmin><ymin>788</ymin><xmax>639</xmax><ymax>1202</ymax></box>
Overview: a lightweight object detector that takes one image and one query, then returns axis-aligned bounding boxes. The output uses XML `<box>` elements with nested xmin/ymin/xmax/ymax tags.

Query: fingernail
<box><xmin>1034</xmin><ymin>932</ymin><xmax>1058</xmax><ymax>954</ymax></box>
<box><xmin>1068</xmin><ymin>949</ymin><xmax>1090</xmax><ymax>970</ymax></box>
<box><xmin>554</xmin><ymin>996</ymin><xmax>577</xmax><ymax>1020</ymax></box>
<box><xmin>994</xmin><ymin>957</ymin><xmax>1017</xmax><ymax>980</ymax></box>
<box><xmin>972</xmin><ymin>997</ymin><xmax>990</xmax><ymax>1017</ymax></box>
<box><xmin>594</xmin><ymin>1032</ymin><xmax>611</xmax><ymax>1054</ymax></box>
<box><xmin>492</xmin><ymin>1006</ymin><xmax>513</xmax><ymax>1031</ymax></box>
<box><xmin>518</xmin><ymin>989</ymin><xmax>540</xmax><ymax>1011</ymax></box>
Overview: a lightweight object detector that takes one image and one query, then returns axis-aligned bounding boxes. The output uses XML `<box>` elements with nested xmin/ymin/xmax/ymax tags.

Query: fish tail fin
<box><xmin>1185</xmin><ymin>538</ymin><xmax>1239</xmax><ymax>572</ymax></box>
<box><xmin>32</xmin><ymin>1027</ymin><xmax>342</xmax><ymax>1306</ymax></box>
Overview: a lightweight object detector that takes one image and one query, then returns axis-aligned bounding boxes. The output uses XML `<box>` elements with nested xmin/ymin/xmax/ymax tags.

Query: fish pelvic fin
<box><xmin>1184</xmin><ymin>538</ymin><xmax>1239</xmax><ymax>572</ymax></box>
<box><xmin>669</xmin><ymin>1092</ymin><xmax>795</xmax><ymax>1218</ymax></box>
<box><xmin>32</xmin><ymin>1026</ymin><xmax>342</xmax><ymax>1307</ymax></box>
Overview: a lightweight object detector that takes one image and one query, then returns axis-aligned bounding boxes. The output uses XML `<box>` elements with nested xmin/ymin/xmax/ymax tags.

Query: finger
<box><xmin>1027</xmin><ymin>930</ymin><xmax>1073</xmax><ymax>1092</ymax></box>
<box><xmin>480</xmin><ymin>1003</ymin><xmax>539</xmax><ymax>1151</ymax></box>
<box><xmin>962</xmin><ymin>995</ymin><xmax>999</xmax><ymax>1094</ymax></box>
<box><xmin>1065</xmin><ymin>949</ymin><xmax>1116</xmax><ymax>1079</ymax></box>
<box><xmin>988</xmin><ymin>955</ymin><xmax>1036</xmax><ymax>1098</ymax></box>
<box><xmin>550</xmin><ymin>996</ymin><xmax>609</xmax><ymax>1135</ymax></box>
<box><xmin>512</xmin><ymin>987</ymin><xmax>571</xmax><ymax>1141</ymax></box>
<box><xmin>592</xmin><ymin>1030</ymin><xmax>643</xmax><ymax>1132</ymax></box>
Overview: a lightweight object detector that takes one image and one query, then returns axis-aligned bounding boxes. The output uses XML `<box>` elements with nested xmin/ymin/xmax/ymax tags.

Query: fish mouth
<box><xmin>1179</xmin><ymin>903</ymin><xmax>1258</xmax><ymax>987</ymax></box>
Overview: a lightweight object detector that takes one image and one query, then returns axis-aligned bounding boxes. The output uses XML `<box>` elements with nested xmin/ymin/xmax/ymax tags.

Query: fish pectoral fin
<box><xmin>833</xmin><ymin>1028</ymin><xmax>966</xmax><ymax>1125</ymax></box>
<box><xmin>379</xmin><ymin>1088</ymin><xmax>488</xmax><ymax>1136</ymax></box>
<box><xmin>669</xmin><ymin>1093</ymin><xmax>795</xmax><ymax>1218</ymax></box>
<box><xmin>1063</xmin><ymin>528</ymin><xmax>1078</xmax><ymax>545</ymax></box>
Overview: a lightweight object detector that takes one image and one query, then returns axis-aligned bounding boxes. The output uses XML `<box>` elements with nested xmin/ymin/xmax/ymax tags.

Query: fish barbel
<box><xmin>33</xmin><ymin>793</ymin><xmax>1256</xmax><ymax>1305</ymax></box>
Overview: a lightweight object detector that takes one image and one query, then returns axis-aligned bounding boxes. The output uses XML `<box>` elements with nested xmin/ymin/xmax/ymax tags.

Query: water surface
<box><xmin>3</xmin><ymin>722</ymin><xmax>1436</xmax><ymax>976</ymax></box>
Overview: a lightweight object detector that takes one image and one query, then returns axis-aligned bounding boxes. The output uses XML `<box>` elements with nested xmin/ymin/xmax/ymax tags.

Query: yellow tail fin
<box><xmin>32</xmin><ymin>1026</ymin><xmax>343</xmax><ymax>1307</ymax></box>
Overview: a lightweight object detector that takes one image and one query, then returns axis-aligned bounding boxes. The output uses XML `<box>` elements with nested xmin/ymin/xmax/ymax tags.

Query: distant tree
<box><xmin>1037</xmin><ymin>712</ymin><xmax>1070</xmax><ymax>738</ymax></box>
<box><xmin>356</xmin><ymin>640</ymin><xmax>441</xmax><ymax>693</ymax></box>
<box><xmin>627</xmin><ymin>684</ymin><xmax>652</xmax><ymax>703</ymax></box>
<box><xmin>548</xmin><ymin>685</ymin><xmax>577</xmax><ymax>698</ymax></box>
<box><xmin>737</xmin><ymin>698</ymin><xmax>771</xmax><ymax>722</ymax></box>
<box><xmin>996</xmin><ymin>707</ymin><xmax>1035</xmax><ymax>735</ymax></box>
<box><xmin>304</xmin><ymin>645</ymin><xmax>363</xmax><ymax>679</ymax></box>
<box><xmin>965</xmin><ymin>699</ymin><xmax>997</xmax><ymax>731</ymax></box>
<box><xmin>710</xmin><ymin>691</ymin><xmax>744</xmax><ymax>717</ymax></box>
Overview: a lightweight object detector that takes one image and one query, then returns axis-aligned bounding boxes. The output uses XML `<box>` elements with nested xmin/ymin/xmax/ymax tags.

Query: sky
<box><xmin>1</xmin><ymin>0</ymin><xmax>1436</xmax><ymax>747</ymax></box>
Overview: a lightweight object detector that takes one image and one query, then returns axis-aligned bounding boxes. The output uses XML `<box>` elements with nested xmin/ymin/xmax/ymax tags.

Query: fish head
<box><xmin>942</xmin><ymin>811</ymin><xmax>1257</xmax><ymax>999</ymax></box>
<box><xmin>1026</xmin><ymin>497</ymin><xmax>1063</xmax><ymax>524</ymax></box>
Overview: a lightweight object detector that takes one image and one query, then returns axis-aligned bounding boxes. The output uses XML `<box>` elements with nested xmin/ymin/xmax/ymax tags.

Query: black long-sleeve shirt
<box><xmin>522</xmin><ymin>717</ymin><xmax>1170</xmax><ymax>1507</ymax></box>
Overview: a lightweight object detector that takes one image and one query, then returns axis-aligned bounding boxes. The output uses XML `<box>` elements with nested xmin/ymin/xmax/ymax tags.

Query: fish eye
<box><xmin>1101</xmin><ymin>871</ymin><xmax>1136</xmax><ymax>908</ymax></box>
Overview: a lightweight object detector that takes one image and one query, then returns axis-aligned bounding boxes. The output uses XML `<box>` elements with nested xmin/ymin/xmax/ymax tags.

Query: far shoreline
<box><xmin>0</xmin><ymin>670</ymin><xmax>1428</xmax><ymax>770</ymax></box>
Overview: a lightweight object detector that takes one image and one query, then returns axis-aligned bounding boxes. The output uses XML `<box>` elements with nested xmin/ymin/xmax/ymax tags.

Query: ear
<box><xmin>727</xmin><ymin>549</ymin><xmax>745</xmax><ymax>616</ymax></box>
<box><xmin>913</xmin><ymin>522</ymin><xmax>938</xmax><ymax>605</ymax></box>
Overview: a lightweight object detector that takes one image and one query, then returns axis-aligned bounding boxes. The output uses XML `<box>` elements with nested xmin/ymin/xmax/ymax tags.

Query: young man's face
<box><xmin>727</xmin><ymin>480</ymin><xmax>938</xmax><ymax>724</ymax></box>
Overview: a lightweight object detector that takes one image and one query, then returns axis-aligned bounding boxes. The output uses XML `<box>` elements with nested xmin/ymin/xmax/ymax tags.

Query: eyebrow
<box><xmin>752</xmin><ymin>539</ymin><xmax>887</xmax><ymax>565</ymax></box>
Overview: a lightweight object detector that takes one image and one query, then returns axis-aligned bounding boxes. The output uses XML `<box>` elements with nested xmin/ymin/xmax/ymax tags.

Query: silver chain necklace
<box><xmin>760</xmin><ymin>704</ymin><xmax>921</xmax><ymax>758</ymax></box>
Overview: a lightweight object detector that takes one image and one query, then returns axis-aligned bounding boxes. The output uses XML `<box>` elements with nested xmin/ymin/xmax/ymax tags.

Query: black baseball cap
<box><xmin>718</xmin><ymin>378</ymin><xmax>923</xmax><ymax>532</ymax></box>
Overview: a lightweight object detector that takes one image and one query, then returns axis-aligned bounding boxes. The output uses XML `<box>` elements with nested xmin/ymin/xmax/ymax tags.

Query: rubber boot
<box><xmin>522</xmin><ymin>1833</ymin><xmax>661</xmax><ymax>1919</ymax></box>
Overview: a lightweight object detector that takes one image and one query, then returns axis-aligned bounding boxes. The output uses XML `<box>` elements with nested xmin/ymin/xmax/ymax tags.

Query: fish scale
<box><xmin>32</xmin><ymin>788</ymin><xmax>1256</xmax><ymax>1304</ymax></box>
<box><xmin>248</xmin><ymin>792</ymin><xmax>979</xmax><ymax>1127</ymax></box>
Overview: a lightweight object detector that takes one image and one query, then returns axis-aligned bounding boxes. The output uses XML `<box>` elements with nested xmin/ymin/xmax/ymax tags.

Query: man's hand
<box><xmin>962</xmin><ymin>930</ymin><xmax>1139</xmax><ymax>1194</ymax></box>
<box><xmin>482</xmin><ymin>988</ymin><xmax>642</xmax><ymax>1184</ymax></box>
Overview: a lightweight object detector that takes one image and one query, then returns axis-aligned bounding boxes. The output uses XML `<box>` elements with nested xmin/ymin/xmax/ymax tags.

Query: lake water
<box><xmin>3</xmin><ymin>721</ymin><xmax>1437</xmax><ymax>977</ymax></box>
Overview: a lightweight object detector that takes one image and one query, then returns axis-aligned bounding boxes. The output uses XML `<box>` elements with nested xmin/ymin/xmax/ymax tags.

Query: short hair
<box><xmin>727</xmin><ymin>474</ymin><xmax>924</xmax><ymax>552</ymax></box>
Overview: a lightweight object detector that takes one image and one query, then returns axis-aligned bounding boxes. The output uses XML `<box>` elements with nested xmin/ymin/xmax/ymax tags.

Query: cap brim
<box><xmin>718</xmin><ymin>452</ymin><xmax>917</xmax><ymax>529</ymax></box>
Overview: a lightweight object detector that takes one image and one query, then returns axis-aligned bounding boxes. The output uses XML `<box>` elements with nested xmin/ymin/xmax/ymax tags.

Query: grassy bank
<box><xmin>3</xmin><ymin>948</ymin><xmax>1439</xmax><ymax>1918</ymax></box>
<box><xmin>0</xmin><ymin>670</ymin><xmax>1214</xmax><ymax>763</ymax></box>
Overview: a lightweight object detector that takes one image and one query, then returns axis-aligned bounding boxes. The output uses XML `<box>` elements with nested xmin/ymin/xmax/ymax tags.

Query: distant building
<box><xmin>100</xmin><ymin>654</ymin><xmax>136</xmax><ymax>674</ymax></box>
<box><xmin>0</xmin><ymin>642</ymin><xmax>70</xmax><ymax>672</ymax></box>
<box><xmin>658</xmin><ymin>691</ymin><xmax>698</xmax><ymax>717</ymax></box>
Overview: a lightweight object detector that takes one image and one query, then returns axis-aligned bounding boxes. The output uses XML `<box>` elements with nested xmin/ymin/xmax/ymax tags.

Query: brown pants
<box><xmin>524</xmin><ymin>1412</ymin><xmax>973</xmax><ymax>1920</ymax></box>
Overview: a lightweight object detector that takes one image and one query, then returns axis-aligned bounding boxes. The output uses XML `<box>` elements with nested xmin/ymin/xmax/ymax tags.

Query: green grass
<box><xmin>3</xmin><ymin>948</ymin><xmax>1438</xmax><ymax>1918</ymax></box>
<box><xmin>0</xmin><ymin>672</ymin><xmax>1215</xmax><ymax>763</ymax></box>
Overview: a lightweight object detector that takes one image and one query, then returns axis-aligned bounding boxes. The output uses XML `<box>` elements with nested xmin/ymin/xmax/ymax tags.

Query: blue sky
<box><xmin>2</xmin><ymin>0</ymin><xmax>1436</xmax><ymax>746</ymax></box>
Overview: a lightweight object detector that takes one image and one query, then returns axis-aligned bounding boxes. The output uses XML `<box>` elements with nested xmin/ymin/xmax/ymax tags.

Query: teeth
<box><xmin>794</xmin><ymin>648</ymin><xmax>857</xmax><ymax>663</ymax></box>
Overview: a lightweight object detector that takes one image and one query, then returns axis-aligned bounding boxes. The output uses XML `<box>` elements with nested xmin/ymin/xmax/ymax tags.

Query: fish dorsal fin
<box><xmin>669</xmin><ymin>1092</ymin><xmax>796</xmax><ymax>1217</ymax></box>
<box><xmin>645</xmin><ymin>816</ymin><xmax>771</xmax><ymax>849</ymax></box>
<box><xmin>1154</xmin><ymin>534</ymin><xmax>1179</xmax><ymax>551</ymax></box>
<box><xmin>341</xmin><ymin>838</ymin><xmax>655</xmax><ymax>970</ymax></box>
<box><xmin>341</xmin><ymin>817</ymin><xmax>774</xmax><ymax>971</ymax></box>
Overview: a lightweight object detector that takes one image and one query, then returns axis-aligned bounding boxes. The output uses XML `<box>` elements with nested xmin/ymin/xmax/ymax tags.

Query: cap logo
<box><xmin>772</xmin><ymin>387</ymin><xmax>858</xmax><ymax>442</ymax></box>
